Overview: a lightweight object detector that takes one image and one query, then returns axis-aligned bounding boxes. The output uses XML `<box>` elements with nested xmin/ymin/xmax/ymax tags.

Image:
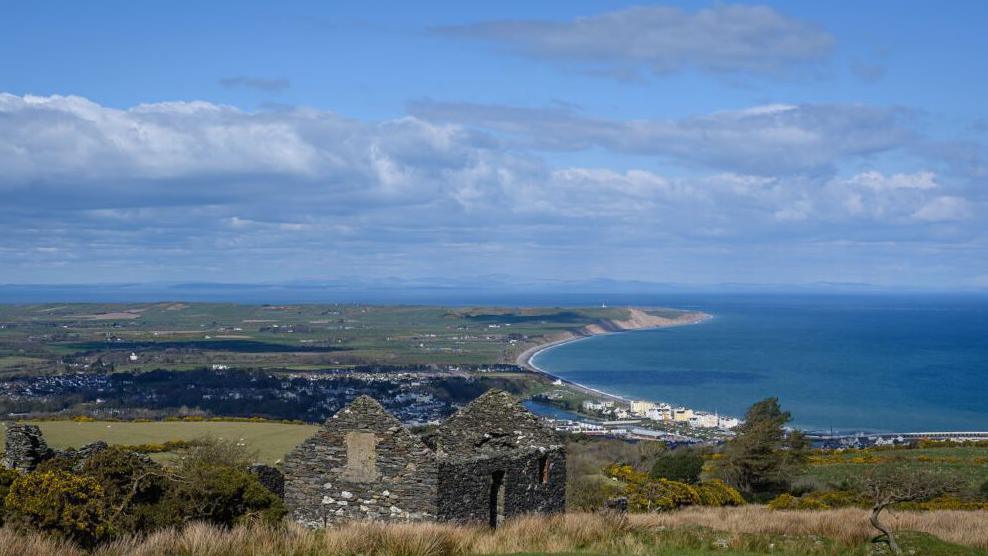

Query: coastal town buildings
<box><xmin>672</xmin><ymin>407</ymin><xmax>695</xmax><ymax>422</ymax></box>
<box><xmin>629</xmin><ymin>399</ymin><xmax>739</xmax><ymax>431</ymax></box>
<box><xmin>582</xmin><ymin>400</ymin><xmax>614</xmax><ymax>413</ymax></box>
<box><xmin>630</xmin><ymin>400</ymin><xmax>657</xmax><ymax>414</ymax></box>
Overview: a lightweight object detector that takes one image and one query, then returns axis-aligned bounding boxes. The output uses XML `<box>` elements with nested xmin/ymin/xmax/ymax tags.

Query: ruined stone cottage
<box><xmin>282</xmin><ymin>389</ymin><xmax>566</xmax><ymax>528</ymax></box>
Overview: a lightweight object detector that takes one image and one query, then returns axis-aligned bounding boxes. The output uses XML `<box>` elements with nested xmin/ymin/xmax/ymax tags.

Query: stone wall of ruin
<box><xmin>437</xmin><ymin>448</ymin><xmax>565</xmax><ymax>525</ymax></box>
<box><xmin>282</xmin><ymin>396</ymin><xmax>439</xmax><ymax>527</ymax></box>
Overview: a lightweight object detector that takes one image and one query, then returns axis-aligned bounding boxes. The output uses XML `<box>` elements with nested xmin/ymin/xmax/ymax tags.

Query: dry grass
<box><xmin>1</xmin><ymin>508</ymin><xmax>986</xmax><ymax>555</ymax></box>
<box><xmin>634</xmin><ymin>506</ymin><xmax>988</xmax><ymax>549</ymax></box>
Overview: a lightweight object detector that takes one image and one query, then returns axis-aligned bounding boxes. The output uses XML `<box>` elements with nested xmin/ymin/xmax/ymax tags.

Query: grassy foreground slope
<box><xmin>4</xmin><ymin>510</ymin><xmax>987</xmax><ymax>556</ymax></box>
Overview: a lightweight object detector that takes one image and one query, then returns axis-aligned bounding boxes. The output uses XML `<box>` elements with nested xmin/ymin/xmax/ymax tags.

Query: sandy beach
<box><xmin>515</xmin><ymin>308</ymin><xmax>712</xmax><ymax>405</ymax></box>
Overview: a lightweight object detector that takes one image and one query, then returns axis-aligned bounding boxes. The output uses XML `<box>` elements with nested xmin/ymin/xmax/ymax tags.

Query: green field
<box><xmin>13</xmin><ymin>420</ymin><xmax>320</xmax><ymax>464</ymax></box>
<box><xmin>804</xmin><ymin>445</ymin><xmax>988</xmax><ymax>492</ymax></box>
<box><xmin>0</xmin><ymin>303</ymin><xmax>699</xmax><ymax>374</ymax></box>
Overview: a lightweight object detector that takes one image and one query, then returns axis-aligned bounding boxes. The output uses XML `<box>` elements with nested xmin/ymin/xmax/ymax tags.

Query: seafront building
<box><xmin>630</xmin><ymin>400</ymin><xmax>657</xmax><ymax>414</ymax></box>
<box><xmin>629</xmin><ymin>399</ymin><xmax>739</xmax><ymax>430</ymax></box>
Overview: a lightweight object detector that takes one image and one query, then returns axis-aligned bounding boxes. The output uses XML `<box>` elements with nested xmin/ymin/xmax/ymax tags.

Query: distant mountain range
<box><xmin>0</xmin><ymin>278</ymin><xmax>981</xmax><ymax>304</ymax></box>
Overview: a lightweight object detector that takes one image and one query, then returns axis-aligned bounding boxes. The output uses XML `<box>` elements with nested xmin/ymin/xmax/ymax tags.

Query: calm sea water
<box><xmin>531</xmin><ymin>295</ymin><xmax>988</xmax><ymax>433</ymax></box>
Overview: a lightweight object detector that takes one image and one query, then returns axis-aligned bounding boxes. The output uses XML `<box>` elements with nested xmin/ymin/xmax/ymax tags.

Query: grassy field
<box><xmin>0</xmin><ymin>303</ymin><xmax>700</xmax><ymax>374</ymax></box>
<box><xmin>4</xmin><ymin>510</ymin><xmax>987</xmax><ymax>555</ymax></box>
<box><xmin>804</xmin><ymin>445</ymin><xmax>988</xmax><ymax>492</ymax></box>
<box><xmin>16</xmin><ymin>420</ymin><xmax>319</xmax><ymax>464</ymax></box>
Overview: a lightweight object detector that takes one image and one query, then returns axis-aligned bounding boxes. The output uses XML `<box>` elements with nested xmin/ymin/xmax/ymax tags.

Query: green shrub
<box><xmin>0</xmin><ymin>467</ymin><xmax>20</xmax><ymax>524</ymax></box>
<box><xmin>162</xmin><ymin>464</ymin><xmax>284</xmax><ymax>526</ymax></box>
<box><xmin>897</xmin><ymin>495</ymin><xmax>988</xmax><ymax>511</ymax></box>
<box><xmin>3</xmin><ymin>470</ymin><xmax>111</xmax><ymax>547</ymax></box>
<box><xmin>34</xmin><ymin>453</ymin><xmax>80</xmax><ymax>473</ymax></box>
<box><xmin>566</xmin><ymin>474</ymin><xmax>625</xmax><ymax>512</ymax></box>
<box><xmin>768</xmin><ymin>490</ymin><xmax>871</xmax><ymax>510</ymax></box>
<box><xmin>650</xmin><ymin>449</ymin><xmax>704</xmax><ymax>484</ymax></box>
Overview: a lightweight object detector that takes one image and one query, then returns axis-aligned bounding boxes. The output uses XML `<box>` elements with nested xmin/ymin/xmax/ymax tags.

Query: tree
<box><xmin>650</xmin><ymin>449</ymin><xmax>704</xmax><ymax>484</ymax></box>
<box><xmin>718</xmin><ymin>397</ymin><xmax>803</xmax><ymax>495</ymax></box>
<box><xmin>858</xmin><ymin>460</ymin><xmax>961</xmax><ymax>555</ymax></box>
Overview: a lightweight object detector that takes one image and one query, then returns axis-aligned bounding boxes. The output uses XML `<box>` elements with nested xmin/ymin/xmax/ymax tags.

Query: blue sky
<box><xmin>1</xmin><ymin>1</ymin><xmax>986</xmax><ymax>289</ymax></box>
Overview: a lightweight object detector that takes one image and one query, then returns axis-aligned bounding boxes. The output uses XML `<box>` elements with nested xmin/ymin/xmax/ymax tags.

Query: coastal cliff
<box><xmin>515</xmin><ymin>307</ymin><xmax>710</xmax><ymax>371</ymax></box>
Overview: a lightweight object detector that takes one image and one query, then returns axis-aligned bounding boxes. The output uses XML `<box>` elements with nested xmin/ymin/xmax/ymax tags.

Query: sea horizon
<box><xmin>529</xmin><ymin>293</ymin><xmax>988</xmax><ymax>434</ymax></box>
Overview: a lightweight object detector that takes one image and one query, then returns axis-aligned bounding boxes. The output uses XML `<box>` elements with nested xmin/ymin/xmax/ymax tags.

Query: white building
<box><xmin>645</xmin><ymin>404</ymin><xmax>673</xmax><ymax>421</ymax></box>
<box><xmin>582</xmin><ymin>400</ymin><xmax>615</xmax><ymax>413</ymax></box>
<box><xmin>718</xmin><ymin>416</ymin><xmax>741</xmax><ymax>429</ymax></box>
<box><xmin>689</xmin><ymin>412</ymin><xmax>721</xmax><ymax>428</ymax></box>
<box><xmin>672</xmin><ymin>407</ymin><xmax>695</xmax><ymax>422</ymax></box>
<box><xmin>630</xmin><ymin>400</ymin><xmax>657</xmax><ymax>416</ymax></box>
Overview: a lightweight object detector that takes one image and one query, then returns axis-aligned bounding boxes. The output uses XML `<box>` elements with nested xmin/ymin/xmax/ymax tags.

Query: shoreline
<box><xmin>515</xmin><ymin>308</ymin><xmax>713</xmax><ymax>406</ymax></box>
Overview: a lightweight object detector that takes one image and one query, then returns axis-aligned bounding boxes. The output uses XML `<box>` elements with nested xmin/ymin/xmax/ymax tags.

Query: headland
<box><xmin>515</xmin><ymin>307</ymin><xmax>712</xmax><ymax>404</ymax></box>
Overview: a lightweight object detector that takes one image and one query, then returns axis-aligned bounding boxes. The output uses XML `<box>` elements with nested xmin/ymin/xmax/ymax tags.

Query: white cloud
<box><xmin>846</xmin><ymin>170</ymin><xmax>938</xmax><ymax>191</ymax></box>
<box><xmin>409</xmin><ymin>100</ymin><xmax>914</xmax><ymax>175</ymax></box>
<box><xmin>436</xmin><ymin>4</ymin><xmax>834</xmax><ymax>79</ymax></box>
<box><xmin>912</xmin><ymin>196</ymin><xmax>974</xmax><ymax>222</ymax></box>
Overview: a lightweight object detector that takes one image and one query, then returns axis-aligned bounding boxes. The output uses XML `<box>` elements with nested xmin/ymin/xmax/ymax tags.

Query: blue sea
<box><xmin>531</xmin><ymin>294</ymin><xmax>988</xmax><ymax>433</ymax></box>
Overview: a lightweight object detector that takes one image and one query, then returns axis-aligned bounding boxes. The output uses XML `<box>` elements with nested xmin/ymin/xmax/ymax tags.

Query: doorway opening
<box><xmin>489</xmin><ymin>470</ymin><xmax>505</xmax><ymax>528</ymax></box>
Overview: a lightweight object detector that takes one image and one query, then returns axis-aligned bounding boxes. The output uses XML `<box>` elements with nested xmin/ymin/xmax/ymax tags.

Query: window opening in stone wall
<box><xmin>538</xmin><ymin>455</ymin><xmax>550</xmax><ymax>484</ymax></box>
<box><xmin>343</xmin><ymin>431</ymin><xmax>379</xmax><ymax>482</ymax></box>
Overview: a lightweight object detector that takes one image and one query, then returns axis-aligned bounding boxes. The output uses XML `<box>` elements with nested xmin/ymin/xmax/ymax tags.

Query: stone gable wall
<box><xmin>282</xmin><ymin>396</ymin><xmax>439</xmax><ymax>527</ymax></box>
<box><xmin>434</xmin><ymin>391</ymin><xmax>561</xmax><ymax>457</ymax></box>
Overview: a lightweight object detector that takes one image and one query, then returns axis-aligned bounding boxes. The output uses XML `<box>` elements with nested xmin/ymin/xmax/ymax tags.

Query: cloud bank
<box><xmin>408</xmin><ymin>100</ymin><xmax>913</xmax><ymax>176</ymax></box>
<box><xmin>0</xmin><ymin>93</ymin><xmax>982</xmax><ymax>286</ymax></box>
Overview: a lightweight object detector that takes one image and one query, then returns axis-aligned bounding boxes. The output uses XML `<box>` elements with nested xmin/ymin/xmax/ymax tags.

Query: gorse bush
<box><xmin>0</xmin><ymin>438</ymin><xmax>284</xmax><ymax>547</ymax></box>
<box><xmin>695</xmin><ymin>478</ymin><xmax>746</xmax><ymax>507</ymax></box>
<box><xmin>605</xmin><ymin>464</ymin><xmax>743</xmax><ymax>512</ymax></box>
<box><xmin>3</xmin><ymin>470</ymin><xmax>111</xmax><ymax>547</ymax></box>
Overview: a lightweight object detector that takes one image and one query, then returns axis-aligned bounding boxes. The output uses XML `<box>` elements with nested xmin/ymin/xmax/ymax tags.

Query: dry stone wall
<box><xmin>2</xmin><ymin>423</ymin><xmax>52</xmax><ymax>471</ymax></box>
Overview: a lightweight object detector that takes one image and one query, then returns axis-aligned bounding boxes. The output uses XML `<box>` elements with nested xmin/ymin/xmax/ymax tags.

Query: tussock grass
<box><xmin>1</xmin><ymin>508</ymin><xmax>986</xmax><ymax>555</ymax></box>
<box><xmin>633</xmin><ymin>506</ymin><xmax>988</xmax><ymax>549</ymax></box>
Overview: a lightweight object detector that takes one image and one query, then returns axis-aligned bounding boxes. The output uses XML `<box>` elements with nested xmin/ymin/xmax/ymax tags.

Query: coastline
<box><xmin>515</xmin><ymin>308</ymin><xmax>712</xmax><ymax>405</ymax></box>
